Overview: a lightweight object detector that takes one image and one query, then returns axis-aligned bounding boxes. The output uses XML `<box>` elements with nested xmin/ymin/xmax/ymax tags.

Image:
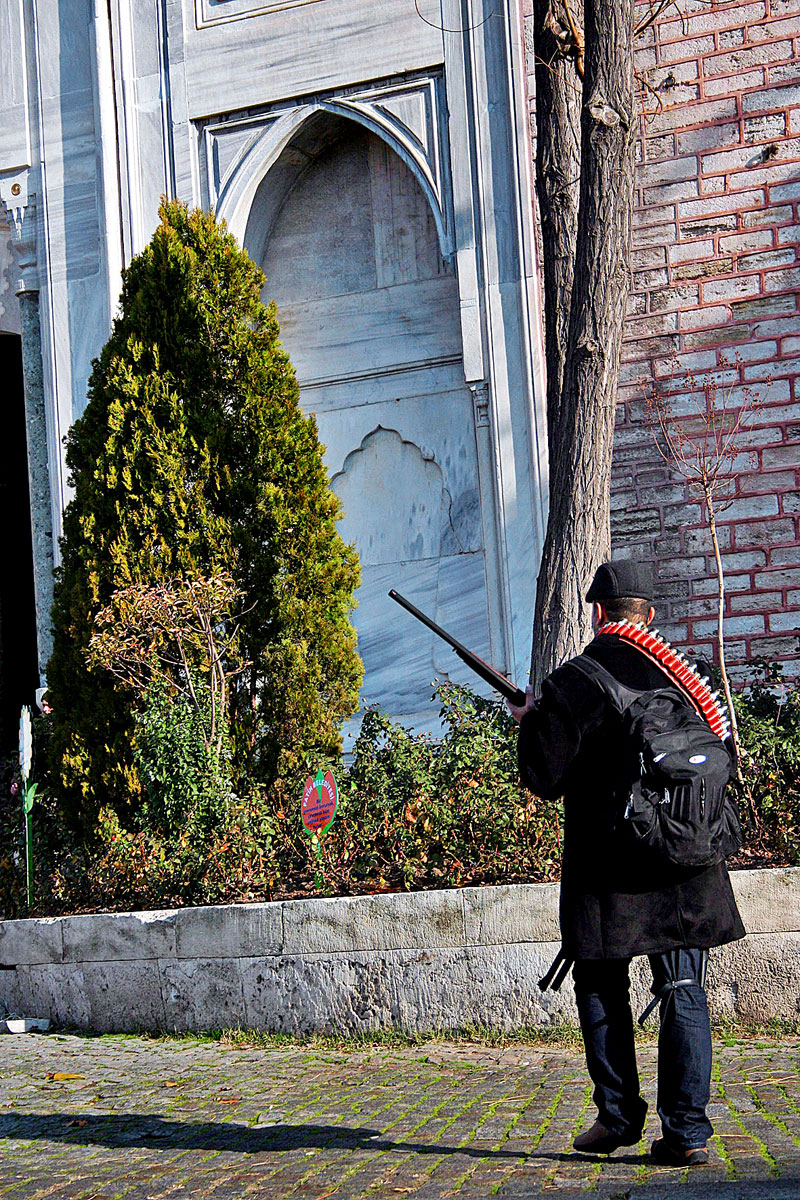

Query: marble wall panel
<box><xmin>346</xmin><ymin>552</ymin><xmax>492</xmax><ymax>722</ymax></box>
<box><xmin>730</xmin><ymin>867</ymin><xmax>800</xmax><ymax>934</ymax></box>
<box><xmin>460</xmin><ymin>944</ymin><xmax>580</xmax><ymax>1029</ymax></box>
<box><xmin>707</xmin><ymin>933</ymin><xmax>800</xmax><ymax>1023</ymax></box>
<box><xmin>334</xmin><ymin>428</ymin><xmax>446</xmax><ymax>566</ymax></box>
<box><xmin>432</xmin><ymin>552</ymin><xmax>492</xmax><ymax>669</ymax></box>
<box><xmin>15</xmin><ymin>963</ymin><xmax>91</xmax><ymax>1028</ymax></box>
<box><xmin>0</xmin><ymin>225</ymin><xmax>21</xmax><ymax>335</ymax></box>
<box><xmin>463</xmin><ymin>883</ymin><xmax>561</xmax><ymax>947</ymax></box>
<box><xmin>0</xmin><ymin>917</ymin><xmax>63</xmax><ymax>966</ymax></box>
<box><xmin>182</xmin><ymin>0</ymin><xmax>444</xmax><ymax>116</ymax></box>
<box><xmin>350</xmin><ymin>557</ymin><xmax>441</xmax><ymax>724</ymax></box>
<box><xmin>0</xmin><ymin>967</ymin><xmax>23</xmax><ymax>1019</ymax></box>
<box><xmin>80</xmin><ymin>959</ymin><xmax>167</xmax><ymax>1032</ymax></box>
<box><xmin>302</xmin><ymin>360</ymin><xmax>463</xmax><ymax>415</ymax></box>
<box><xmin>67</xmin><ymin>275</ymin><xmax>118</xmax><ymax>419</ymax></box>
<box><xmin>39</xmin><ymin>88</ymin><xmax>101</xmax><ymax>283</ymax></box>
<box><xmin>263</xmin><ymin>129</ymin><xmax>378</xmax><ymax>301</ymax></box>
<box><xmin>275</xmin><ymin>277</ymin><xmax>462</xmax><ymax>387</ymax></box>
<box><xmin>119</xmin><ymin>0</ymin><xmax>174</xmax><ymax>246</ymax></box>
<box><xmin>0</xmin><ymin>0</ymin><xmax>30</xmax><ymax>171</ymax></box>
<box><xmin>174</xmin><ymin>902</ymin><xmax>283</xmax><ymax>959</ymax></box>
<box><xmin>319</xmin><ymin>386</ymin><xmax>479</xmax><ymax>505</ymax></box>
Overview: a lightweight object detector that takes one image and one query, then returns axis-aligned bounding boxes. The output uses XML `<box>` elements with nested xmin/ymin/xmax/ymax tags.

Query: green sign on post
<box><xmin>302</xmin><ymin>769</ymin><xmax>338</xmax><ymax>890</ymax></box>
<box><xmin>19</xmin><ymin>706</ymin><xmax>37</xmax><ymax>911</ymax></box>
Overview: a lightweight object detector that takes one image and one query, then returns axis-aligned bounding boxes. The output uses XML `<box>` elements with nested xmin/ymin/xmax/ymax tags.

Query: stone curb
<box><xmin>0</xmin><ymin>867</ymin><xmax>797</xmax><ymax>1033</ymax></box>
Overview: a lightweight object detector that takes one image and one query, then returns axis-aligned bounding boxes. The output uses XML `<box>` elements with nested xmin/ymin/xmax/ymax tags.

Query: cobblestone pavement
<box><xmin>1</xmin><ymin>1033</ymin><xmax>799</xmax><ymax>1199</ymax></box>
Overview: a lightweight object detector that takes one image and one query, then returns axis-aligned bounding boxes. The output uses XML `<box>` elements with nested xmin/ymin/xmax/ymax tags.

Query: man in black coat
<box><xmin>508</xmin><ymin>560</ymin><xmax>745</xmax><ymax>1167</ymax></box>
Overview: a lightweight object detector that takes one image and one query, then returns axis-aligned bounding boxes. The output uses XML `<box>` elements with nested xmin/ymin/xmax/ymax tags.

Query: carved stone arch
<box><xmin>331</xmin><ymin>427</ymin><xmax>448</xmax><ymax>567</ymax></box>
<box><xmin>214</xmin><ymin>97</ymin><xmax>451</xmax><ymax>259</ymax></box>
<box><xmin>318</xmin><ymin>97</ymin><xmax>449</xmax><ymax>256</ymax></box>
<box><xmin>235</xmin><ymin>104</ymin><xmax>491</xmax><ymax>731</ymax></box>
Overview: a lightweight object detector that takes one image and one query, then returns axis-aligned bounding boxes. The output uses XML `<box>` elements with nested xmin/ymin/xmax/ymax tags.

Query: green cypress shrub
<box><xmin>47</xmin><ymin>200</ymin><xmax>362</xmax><ymax>827</ymax></box>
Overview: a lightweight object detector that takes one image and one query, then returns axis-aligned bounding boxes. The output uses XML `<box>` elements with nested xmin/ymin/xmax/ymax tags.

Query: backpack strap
<box><xmin>569</xmin><ymin>653</ymin><xmax>641</xmax><ymax>714</ymax></box>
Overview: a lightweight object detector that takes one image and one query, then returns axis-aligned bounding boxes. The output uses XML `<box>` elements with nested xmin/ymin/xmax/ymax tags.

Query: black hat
<box><xmin>585</xmin><ymin>560</ymin><xmax>654</xmax><ymax>603</ymax></box>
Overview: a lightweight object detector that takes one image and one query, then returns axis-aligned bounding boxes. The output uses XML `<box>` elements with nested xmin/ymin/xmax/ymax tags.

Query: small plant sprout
<box><xmin>645</xmin><ymin>353</ymin><xmax>770</xmax><ymax>771</ymax></box>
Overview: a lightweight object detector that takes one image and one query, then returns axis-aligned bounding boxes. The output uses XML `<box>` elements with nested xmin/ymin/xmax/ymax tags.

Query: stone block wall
<box><xmin>523</xmin><ymin>0</ymin><xmax>800</xmax><ymax>680</ymax></box>
<box><xmin>0</xmin><ymin>870</ymin><xmax>798</xmax><ymax>1034</ymax></box>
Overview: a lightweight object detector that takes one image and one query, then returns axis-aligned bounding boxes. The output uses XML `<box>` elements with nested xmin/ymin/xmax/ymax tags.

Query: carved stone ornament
<box><xmin>471</xmin><ymin>381</ymin><xmax>491</xmax><ymax>428</ymax></box>
<box><xmin>0</xmin><ymin>172</ymin><xmax>38</xmax><ymax>294</ymax></box>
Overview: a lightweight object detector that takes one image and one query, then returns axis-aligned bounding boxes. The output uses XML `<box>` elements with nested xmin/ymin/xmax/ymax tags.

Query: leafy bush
<box><xmin>47</xmin><ymin>200</ymin><xmax>361</xmax><ymax>830</ymax></box>
<box><xmin>133</xmin><ymin>677</ymin><xmax>230</xmax><ymax>839</ymax></box>
<box><xmin>729</xmin><ymin>661</ymin><xmax>800</xmax><ymax>868</ymax></box>
<box><xmin>323</xmin><ymin>684</ymin><xmax>563</xmax><ymax>892</ymax></box>
<box><xmin>8</xmin><ymin>685</ymin><xmax>561</xmax><ymax>914</ymax></box>
<box><xmin>87</xmin><ymin>575</ymin><xmax>242</xmax><ymax>840</ymax></box>
<box><xmin>6</xmin><ymin>674</ymin><xmax>799</xmax><ymax>919</ymax></box>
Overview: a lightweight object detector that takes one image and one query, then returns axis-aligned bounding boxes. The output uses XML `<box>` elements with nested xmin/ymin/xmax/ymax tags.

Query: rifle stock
<box><xmin>388</xmin><ymin>589</ymin><xmax>526</xmax><ymax>707</ymax></box>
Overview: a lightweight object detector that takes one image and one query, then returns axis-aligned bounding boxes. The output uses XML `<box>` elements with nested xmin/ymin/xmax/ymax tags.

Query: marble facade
<box><xmin>0</xmin><ymin>0</ymin><xmax>548</xmax><ymax>732</ymax></box>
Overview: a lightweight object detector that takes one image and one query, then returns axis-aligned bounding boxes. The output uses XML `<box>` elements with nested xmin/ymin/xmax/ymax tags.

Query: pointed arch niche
<box><xmin>243</xmin><ymin>111</ymin><xmax>493</xmax><ymax>734</ymax></box>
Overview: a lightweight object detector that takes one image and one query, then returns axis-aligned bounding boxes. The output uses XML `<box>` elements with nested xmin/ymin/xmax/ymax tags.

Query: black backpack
<box><xmin>573</xmin><ymin>655</ymin><xmax>743</xmax><ymax>869</ymax></box>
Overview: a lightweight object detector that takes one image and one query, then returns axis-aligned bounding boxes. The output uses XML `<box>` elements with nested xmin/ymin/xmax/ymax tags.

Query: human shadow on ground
<box><xmin>0</xmin><ymin>1113</ymin><xmax>649</xmax><ymax>1163</ymax></box>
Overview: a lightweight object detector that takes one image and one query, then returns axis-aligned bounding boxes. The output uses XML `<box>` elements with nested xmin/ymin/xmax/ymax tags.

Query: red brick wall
<box><xmin>523</xmin><ymin>0</ymin><xmax>800</xmax><ymax>682</ymax></box>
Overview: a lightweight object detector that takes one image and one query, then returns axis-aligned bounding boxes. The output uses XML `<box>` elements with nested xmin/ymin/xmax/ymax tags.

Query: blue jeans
<box><xmin>572</xmin><ymin>949</ymin><xmax>713</xmax><ymax>1150</ymax></box>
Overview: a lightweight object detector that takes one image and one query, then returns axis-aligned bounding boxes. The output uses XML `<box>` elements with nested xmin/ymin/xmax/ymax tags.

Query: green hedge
<box><xmin>1</xmin><ymin>674</ymin><xmax>798</xmax><ymax>918</ymax></box>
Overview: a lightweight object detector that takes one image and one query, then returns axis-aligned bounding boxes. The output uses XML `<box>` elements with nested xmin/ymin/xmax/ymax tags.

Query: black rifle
<box><xmin>389</xmin><ymin>589</ymin><xmax>526</xmax><ymax>707</ymax></box>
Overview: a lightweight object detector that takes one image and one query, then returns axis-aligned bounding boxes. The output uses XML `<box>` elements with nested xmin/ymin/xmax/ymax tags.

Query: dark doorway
<box><xmin>0</xmin><ymin>333</ymin><xmax>39</xmax><ymax>758</ymax></box>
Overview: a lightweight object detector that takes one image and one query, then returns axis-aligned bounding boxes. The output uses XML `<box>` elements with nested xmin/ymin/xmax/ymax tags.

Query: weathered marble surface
<box><xmin>256</xmin><ymin>121</ymin><xmax>493</xmax><ymax>728</ymax></box>
<box><xmin>1</xmin><ymin>869</ymin><xmax>798</xmax><ymax>1034</ymax></box>
<box><xmin>0</xmin><ymin>222</ymin><xmax>22</xmax><ymax>334</ymax></box>
<box><xmin>0</xmin><ymin>0</ymin><xmax>30</xmax><ymax>172</ymax></box>
<box><xmin>0</xmin><ymin>0</ymin><xmax>548</xmax><ymax>719</ymax></box>
<box><xmin>183</xmin><ymin>0</ymin><xmax>444</xmax><ymax>114</ymax></box>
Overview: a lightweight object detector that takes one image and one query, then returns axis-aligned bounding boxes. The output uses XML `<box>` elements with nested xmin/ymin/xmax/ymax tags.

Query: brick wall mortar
<box><xmin>524</xmin><ymin>0</ymin><xmax>800</xmax><ymax>681</ymax></box>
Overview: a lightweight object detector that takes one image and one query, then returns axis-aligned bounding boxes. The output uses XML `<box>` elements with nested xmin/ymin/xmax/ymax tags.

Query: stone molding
<box><xmin>0</xmin><ymin>869</ymin><xmax>797</xmax><ymax>1034</ymax></box>
<box><xmin>194</xmin><ymin>0</ymin><xmax>327</xmax><ymax>28</ymax></box>
<box><xmin>205</xmin><ymin>75</ymin><xmax>451</xmax><ymax>259</ymax></box>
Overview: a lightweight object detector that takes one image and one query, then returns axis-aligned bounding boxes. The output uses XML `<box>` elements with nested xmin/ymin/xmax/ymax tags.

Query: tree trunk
<box><xmin>531</xmin><ymin>0</ymin><xmax>636</xmax><ymax>690</ymax></box>
<box><xmin>533</xmin><ymin>0</ymin><xmax>583</xmax><ymax>461</ymax></box>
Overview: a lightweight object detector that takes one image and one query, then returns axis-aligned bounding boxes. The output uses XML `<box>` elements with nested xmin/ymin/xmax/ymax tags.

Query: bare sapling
<box><xmin>87</xmin><ymin>572</ymin><xmax>249</xmax><ymax>760</ymax></box>
<box><xmin>645</xmin><ymin>356</ymin><xmax>769</xmax><ymax>773</ymax></box>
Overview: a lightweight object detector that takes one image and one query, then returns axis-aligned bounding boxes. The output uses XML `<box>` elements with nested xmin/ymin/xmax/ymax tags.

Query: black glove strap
<box><xmin>538</xmin><ymin>947</ymin><xmax>574</xmax><ymax>993</ymax></box>
<box><xmin>638</xmin><ymin>948</ymin><xmax>709</xmax><ymax>1026</ymax></box>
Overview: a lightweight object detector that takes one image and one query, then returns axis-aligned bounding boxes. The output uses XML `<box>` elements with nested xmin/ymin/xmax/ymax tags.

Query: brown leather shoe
<box><xmin>573</xmin><ymin>1119</ymin><xmax>639</xmax><ymax>1154</ymax></box>
<box><xmin>650</xmin><ymin>1137</ymin><xmax>709</xmax><ymax>1167</ymax></box>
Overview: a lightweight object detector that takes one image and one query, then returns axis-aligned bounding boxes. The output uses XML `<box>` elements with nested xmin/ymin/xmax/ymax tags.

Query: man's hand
<box><xmin>506</xmin><ymin>684</ymin><xmax>535</xmax><ymax>724</ymax></box>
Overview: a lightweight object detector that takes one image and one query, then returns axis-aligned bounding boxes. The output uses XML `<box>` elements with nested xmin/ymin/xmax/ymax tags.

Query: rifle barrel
<box><xmin>388</xmin><ymin>589</ymin><xmax>526</xmax><ymax>707</ymax></box>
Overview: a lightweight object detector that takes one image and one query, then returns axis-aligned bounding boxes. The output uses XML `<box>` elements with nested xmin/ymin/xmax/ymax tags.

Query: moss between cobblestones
<box><xmin>90</xmin><ymin>1016</ymin><xmax>800</xmax><ymax>1054</ymax></box>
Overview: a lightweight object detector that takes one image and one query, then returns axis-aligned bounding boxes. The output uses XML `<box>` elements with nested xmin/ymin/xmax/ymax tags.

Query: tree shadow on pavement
<box><xmin>0</xmin><ymin>1113</ymin><xmax>649</xmax><ymax>1163</ymax></box>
